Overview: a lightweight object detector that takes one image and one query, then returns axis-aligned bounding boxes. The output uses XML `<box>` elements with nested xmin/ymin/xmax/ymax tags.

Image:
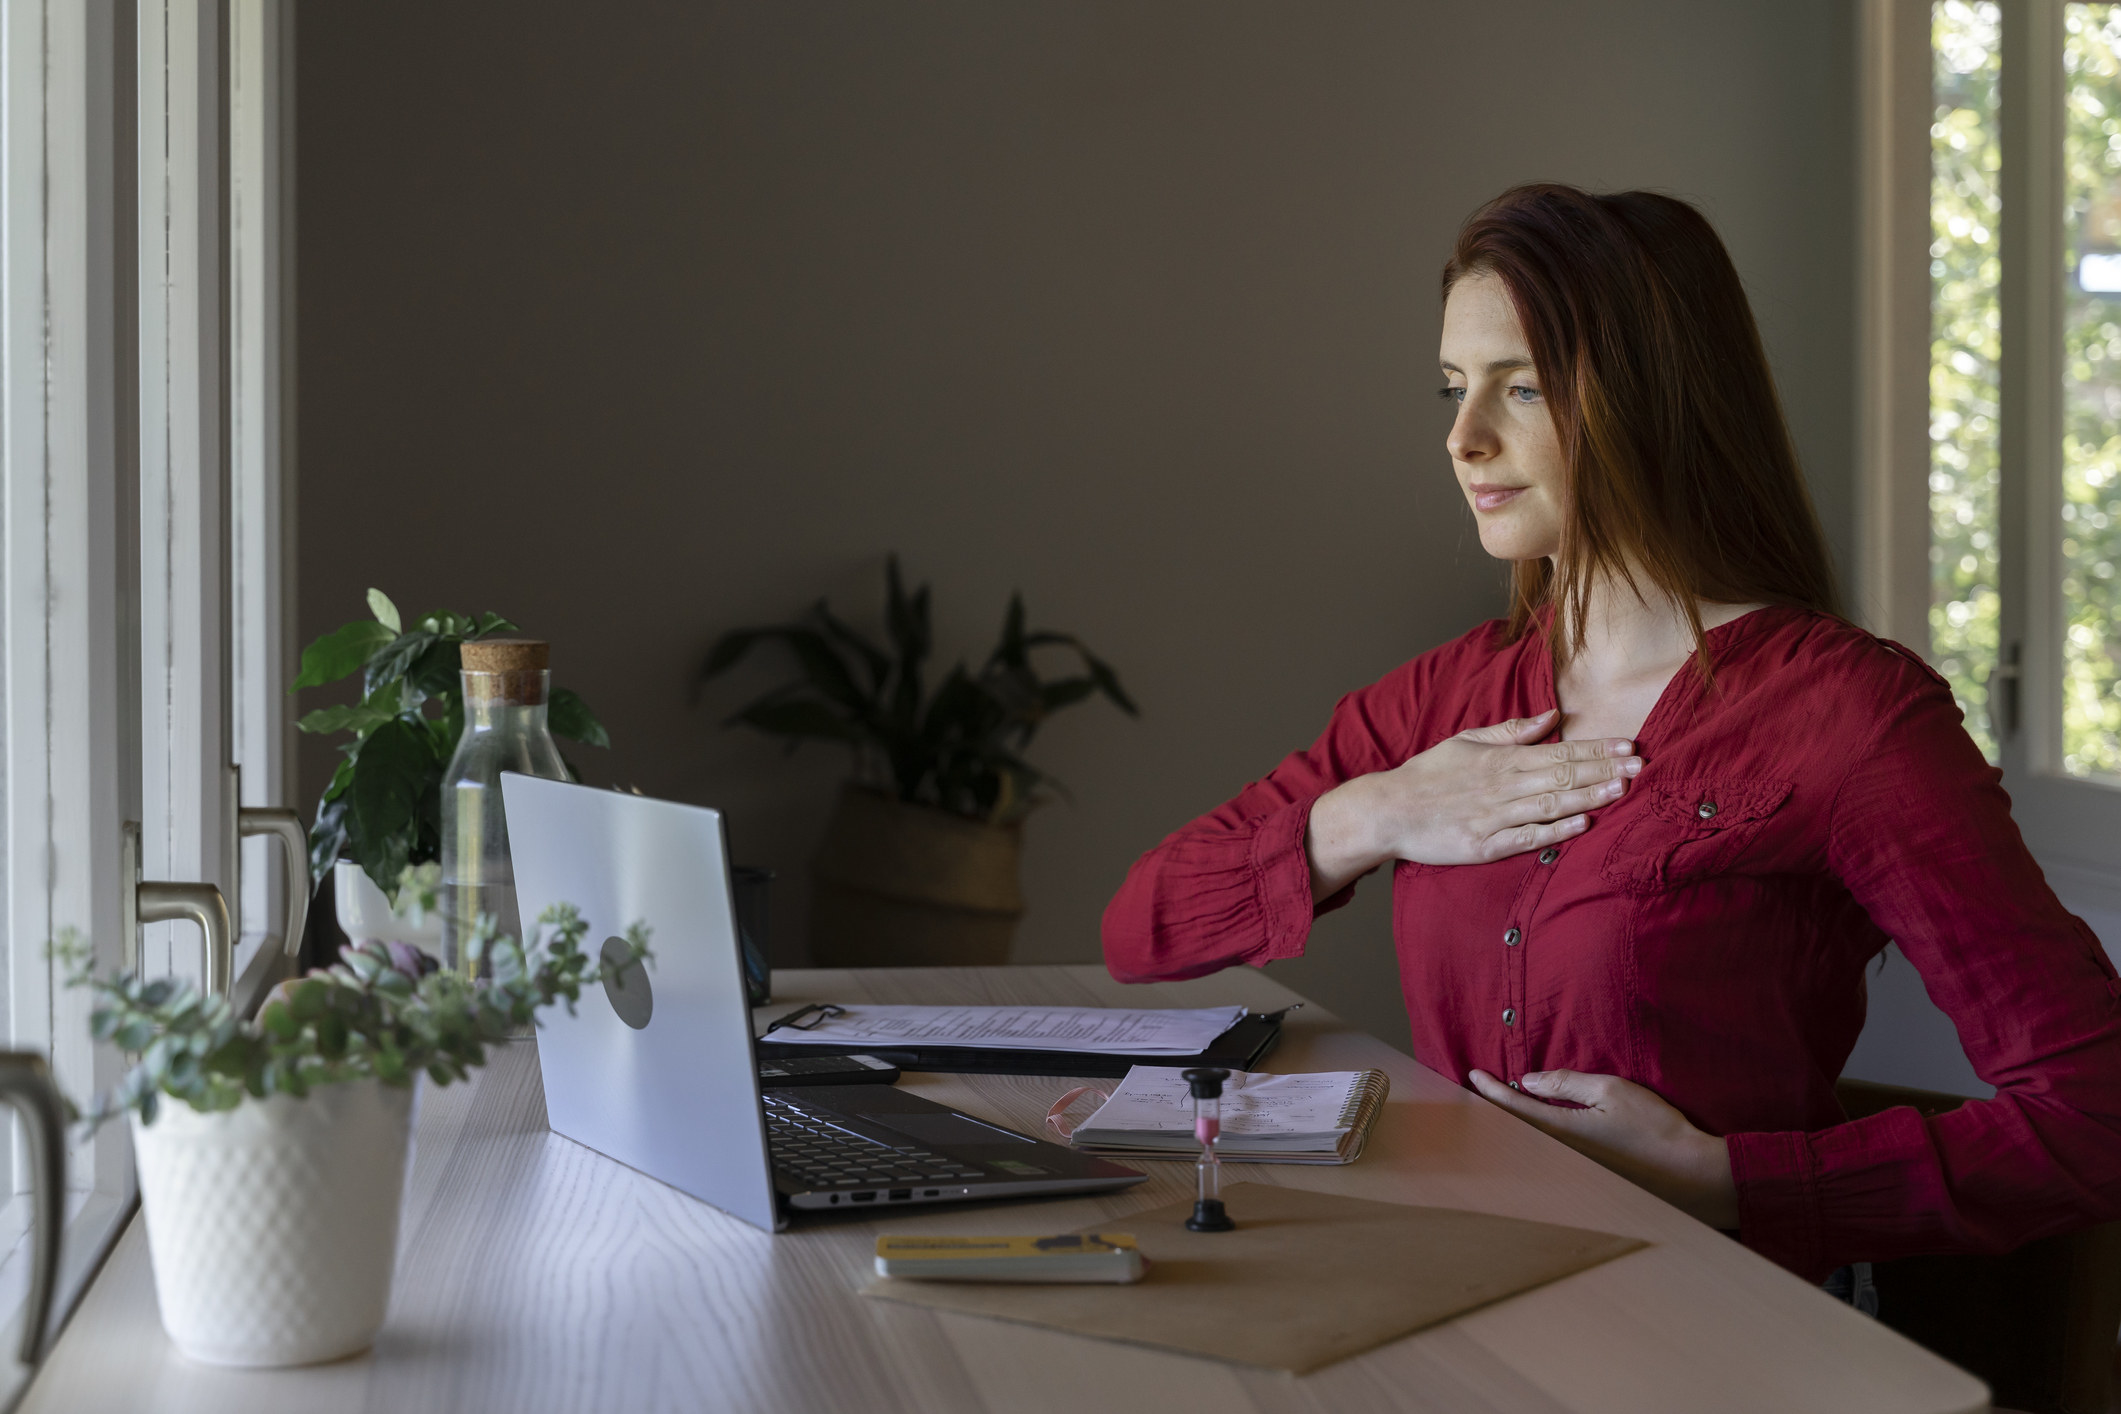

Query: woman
<box><xmin>1101</xmin><ymin>184</ymin><xmax>2121</xmax><ymax>1283</ymax></box>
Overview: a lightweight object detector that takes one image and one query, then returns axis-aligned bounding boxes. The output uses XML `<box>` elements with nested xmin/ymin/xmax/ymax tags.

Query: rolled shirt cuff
<box><xmin>1727</xmin><ymin>1128</ymin><xmax>1831</xmax><ymax>1282</ymax></box>
<box><xmin>1246</xmin><ymin>795</ymin><xmax>1331</xmax><ymax>965</ymax></box>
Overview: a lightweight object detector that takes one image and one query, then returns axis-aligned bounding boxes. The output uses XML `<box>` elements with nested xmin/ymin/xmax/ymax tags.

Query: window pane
<box><xmin>1933</xmin><ymin>1</ymin><xmax>2003</xmax><ymax>763</ymax></box>
<box><xmin>2065</xmin><ymin>7</ymin><xmax>2121</xmax><ymax>777</ymax></box>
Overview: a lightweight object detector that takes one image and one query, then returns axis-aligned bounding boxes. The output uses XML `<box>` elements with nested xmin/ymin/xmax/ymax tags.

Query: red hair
<box><xmin>1442</xmin><ymin>184</ymin><xmax>1840</xmax><ymax>672</ymax></box>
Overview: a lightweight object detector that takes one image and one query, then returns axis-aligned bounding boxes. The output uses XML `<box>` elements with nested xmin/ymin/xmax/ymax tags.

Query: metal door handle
<box><xmin>121</xmin><ymin>822</ymin><xmax>235</xmax><ymax>995</ymax></box>
<box><xmin>238</xmin><ymin>807</ymin><xmax>310</xmax><ymax>957</ymax></box>
<box><xmin>136</xmin><ymin>883</ymin><xmax>234</xmax><ymax>997</ymax></box>
<box><xmin>0</xmin><ymin>1054</ymin><xmax>67</xmax><ymax>1364</ymax></box>
<box><xmin>1986</xmin><ymin>642</ymin><xmax>2022</xmax><ymax>742</ymax></box>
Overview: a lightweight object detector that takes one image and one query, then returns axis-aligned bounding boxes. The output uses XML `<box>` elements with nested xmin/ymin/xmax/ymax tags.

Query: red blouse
<box><xmin>1101</xmin><ymin>607</ymin><xmax>2121</xmax><ymax>1279</ymax></box>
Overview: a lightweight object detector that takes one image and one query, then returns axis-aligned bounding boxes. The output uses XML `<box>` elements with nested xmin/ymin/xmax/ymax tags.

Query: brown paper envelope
<box><xmin>862</xmin><ymin>1182</ymin><xmax>1647</xmax><ymax>1373</ymax></box>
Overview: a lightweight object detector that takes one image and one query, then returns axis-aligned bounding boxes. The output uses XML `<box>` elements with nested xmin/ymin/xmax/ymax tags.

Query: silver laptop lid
<box><xmin>500</xmin><ymin>773</ymin><xmax>782</xmax><ymax>1232</ymax></box>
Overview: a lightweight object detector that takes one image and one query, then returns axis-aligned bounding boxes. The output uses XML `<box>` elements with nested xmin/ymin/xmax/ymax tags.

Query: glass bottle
<box><xmin>1183</xmin><ymin>1066</ymin><xmax>1235</xmax><ymax>1232</ymax></box>
<box><xmin>439</xmin><ymin>638</ymin><xmax>569</xmax><ymax>977</ymax></box>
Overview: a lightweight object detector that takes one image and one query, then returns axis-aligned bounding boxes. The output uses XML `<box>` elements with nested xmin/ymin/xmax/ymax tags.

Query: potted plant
<box><xmin>699</xmin><ymin>557</ymin><xmax>1136</xmax><ymax>966</ymax></box>
<box><xmin>62</xmin><ymin>908</ymin><xmax>647</xmax><ymax>1368</ymax></box>
<box><xmin>293</xmin><ymin>589</ymin><xmax>609</xmax><ymax>948</ymax></box>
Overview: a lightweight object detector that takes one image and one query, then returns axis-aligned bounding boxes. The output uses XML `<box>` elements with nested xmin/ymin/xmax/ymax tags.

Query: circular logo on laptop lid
<box><xmin>601</xmin><ymin>935</ymin><xmax>653</xmax><ymax>1030</ymax></box>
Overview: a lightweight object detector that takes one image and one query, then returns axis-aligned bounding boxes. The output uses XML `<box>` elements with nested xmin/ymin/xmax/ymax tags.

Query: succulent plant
<box><xmin>59</xmin><ymin>903</ymin><xmax>649</xmax><ymax>1129</ymax></box>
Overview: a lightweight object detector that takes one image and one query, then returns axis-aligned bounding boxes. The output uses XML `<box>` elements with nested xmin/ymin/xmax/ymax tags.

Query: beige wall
<box><xmin>296</xmin><ymin>2</ymin><xmax>1856</xmax><ymax>1051</ymax></box>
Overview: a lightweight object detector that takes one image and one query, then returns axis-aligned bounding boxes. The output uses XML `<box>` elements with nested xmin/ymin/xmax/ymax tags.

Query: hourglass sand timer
<box><xmin>1182</xmin><ymin>1067</ymin><xmax>1236</xmax><ymax>1232</ymax></box>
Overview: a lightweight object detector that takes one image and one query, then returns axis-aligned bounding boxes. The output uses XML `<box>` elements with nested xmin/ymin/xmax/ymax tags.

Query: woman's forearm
<box><xmin>1306</xmin><ymin>775</ymin><xmax>1395</xmax><ymax>900</ymax></box>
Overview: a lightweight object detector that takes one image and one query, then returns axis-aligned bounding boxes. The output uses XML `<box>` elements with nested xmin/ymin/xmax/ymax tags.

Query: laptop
<box><xmin>499</xmin><ymin>773</ymin><xmax>1147</xmax><ymax>1233</ymax></box>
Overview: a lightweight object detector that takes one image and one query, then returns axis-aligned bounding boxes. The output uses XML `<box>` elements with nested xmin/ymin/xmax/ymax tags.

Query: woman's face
<box><xmin>1439</xmin><ymin>271</ymin><xmax>1565</xmax><ymax>562</ymax></box>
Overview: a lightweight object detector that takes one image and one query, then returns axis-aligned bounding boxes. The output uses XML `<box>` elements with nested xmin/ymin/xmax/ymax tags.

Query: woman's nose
<box><xmin>1447</xmin><ymin>401</ymin><xmax>1498</xmax><ymax>464</ymax></box>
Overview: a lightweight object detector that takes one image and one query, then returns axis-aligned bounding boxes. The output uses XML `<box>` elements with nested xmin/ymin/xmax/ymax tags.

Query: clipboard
<box><xmin>754</xmin><ymin>1008</ymin><xmax>1288</xmax><ymax>1078</ymax></box>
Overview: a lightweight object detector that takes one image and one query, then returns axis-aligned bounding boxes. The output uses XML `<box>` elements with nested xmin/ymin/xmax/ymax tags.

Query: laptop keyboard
<box><xmin>763</xmin><ymin>1094</ymin><xmax>986</xmax><ymax>1191</ymax></box>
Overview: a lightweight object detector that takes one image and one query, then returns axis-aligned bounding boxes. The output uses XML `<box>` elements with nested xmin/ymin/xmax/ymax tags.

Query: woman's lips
<box><xmin>1470</xmin><ymin>484</ymin><xmax>1528</xmax><ymax>512</ymax></box>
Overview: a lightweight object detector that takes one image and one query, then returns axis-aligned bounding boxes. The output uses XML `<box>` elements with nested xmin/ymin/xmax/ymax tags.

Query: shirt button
<box><xmin>1502</xmin><ymin>1008</ymin><xmax>1516</xmax><ymax>1026</ymax></box>
<box><xmin>1503</xmin><ymin>927</ymin><xmax>1521</xmax><ymax>946</ymax></box>
<box><xmin>1697</xmin><ymin>801</ymin><xmax>1718</xmax><ymax>820</ymax></box>
<box><xmin>1538</xmin><ymin>848</ymin><xmax>1558</xmax><ymax>864</ymax></box>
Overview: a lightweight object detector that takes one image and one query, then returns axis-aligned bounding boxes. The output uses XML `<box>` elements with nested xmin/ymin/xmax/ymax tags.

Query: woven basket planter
<box><xmin>810</xmin><ymin>785</ymin><xmax>1024</xmax><ymax>967</ymax></box>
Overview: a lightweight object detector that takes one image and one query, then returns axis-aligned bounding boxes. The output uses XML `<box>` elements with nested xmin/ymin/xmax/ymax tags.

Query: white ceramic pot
<box><xmin>334</xmin><ymin>859</ymin><xmax>444</xmax><ymax>949</ymax></box>
<box><xmin>130</xmin><ymin>1076</ymin><xmax>417</xmax><ymax>1367</ymax></box>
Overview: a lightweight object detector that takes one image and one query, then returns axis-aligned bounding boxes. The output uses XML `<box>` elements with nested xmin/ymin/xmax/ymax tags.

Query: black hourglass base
<box><xmin>1186</xmin><ymin>1198</ymin><xmax>1235</xmax><ymax>1232</ymax></box>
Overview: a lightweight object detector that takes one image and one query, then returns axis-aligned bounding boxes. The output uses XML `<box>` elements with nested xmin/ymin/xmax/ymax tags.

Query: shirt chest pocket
<box><xmin>1600</xmin><ymin>777</ymin><xmax>1793</xmax><ymax>895</ymax></box>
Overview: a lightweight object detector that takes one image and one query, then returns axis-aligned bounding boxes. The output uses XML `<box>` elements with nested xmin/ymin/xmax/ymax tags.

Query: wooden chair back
<box><xmin>1835</xmin><ymin>1078</ymin><xmax>2121</xmax><ymax>1414</ymax></box>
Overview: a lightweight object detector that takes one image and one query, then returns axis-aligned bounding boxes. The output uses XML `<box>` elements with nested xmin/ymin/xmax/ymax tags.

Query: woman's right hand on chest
<box><xmin>1303</xmin><ymin>709</ymin><xmax>1641</xmax><ymax>899</ymax></box>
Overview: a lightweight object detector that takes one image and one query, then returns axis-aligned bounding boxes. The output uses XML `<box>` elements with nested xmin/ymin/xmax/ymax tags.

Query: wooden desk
<box><xmin>20</xmin><ymin>966</ymin><xmax>1988</xmax><ymax>1414</ymax></box>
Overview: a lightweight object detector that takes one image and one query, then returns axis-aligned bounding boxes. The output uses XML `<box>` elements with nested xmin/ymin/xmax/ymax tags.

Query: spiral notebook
<box><xmin>1052</xmin><ymin>1066</ymin><xmax>1391</xmax><ymax>1165</ymax></box>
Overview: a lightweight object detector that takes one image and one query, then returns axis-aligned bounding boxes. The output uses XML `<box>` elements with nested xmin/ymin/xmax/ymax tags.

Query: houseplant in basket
<box><xmin>62</xmin><ymin>908</ymin><xmax>647</xmax><ymax>1368</ymax></box>
<box><xmin>293</xmin><ymin>589</ymin><xmax>609</xmax><ymax>948</ymax></box>
<box><xmin>698</xmin><ymin>557</ymin><xmax>1136</xmax><ymax>966</ymax></box>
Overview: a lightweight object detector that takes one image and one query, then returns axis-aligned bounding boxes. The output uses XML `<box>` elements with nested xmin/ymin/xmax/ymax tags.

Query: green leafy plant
<box><xmin>698</xmin><ymin>556</ymin><xmax>1137</xmax><ymax>823</ymax></box>
<box><xmin>60</xmin><ymin>905</ymin><xmax>650</xmax><ymax>1130</ymax></box>
<box><xmin>294</xmin><ymin>589</ymin><xmax>610</xmax><ymax>898</ymax></box>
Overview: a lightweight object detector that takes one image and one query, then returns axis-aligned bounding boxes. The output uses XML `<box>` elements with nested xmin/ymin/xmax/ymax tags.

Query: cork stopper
<box><xmin>460</xmin><ymin>637</ymin><xmax>550</xmax><ymax>706</ymax></box>
<box><xmin>460</xmin><ymin>638</ymin><xmax>549</xmax><ymax>673</ymax></box>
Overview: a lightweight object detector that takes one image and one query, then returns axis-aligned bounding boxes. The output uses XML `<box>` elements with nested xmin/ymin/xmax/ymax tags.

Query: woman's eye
<box><xmin>1437</xmin><ymin>386</ymin><xmax>1466</xmax><ymax>404</ymax></box>
<box><xmin>1508</xmin><ymin>384</ymin><xmax>1542</xmax><ymax>403</ymax></box>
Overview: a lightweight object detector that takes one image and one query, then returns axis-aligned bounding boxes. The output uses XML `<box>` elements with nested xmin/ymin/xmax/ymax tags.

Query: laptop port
<box><xmin>888</xmin><ymin>1188</ymin><xmax>911</xmax><ymax>1201</ymax></box>
<box><xmin>851</xmin><ymin>1192</ymin><xmax>877</xmax><ymax>1203</ymax></box>
<box><xmin>921</xmin><ymin>1189</ymin><xmax>938</xmax><ymax>1198</ymax></box>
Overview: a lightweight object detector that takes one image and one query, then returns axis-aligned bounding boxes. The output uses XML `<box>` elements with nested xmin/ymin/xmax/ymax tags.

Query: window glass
<box><xmin>2064</xmin><ymin>6</ymin><xmax>2121</xmax><ymax>777</ymax></box>
<box><xmin>1932</xmin><ymin>0</ymin><xmax>2004</xmax><ymax>762</ymax></box>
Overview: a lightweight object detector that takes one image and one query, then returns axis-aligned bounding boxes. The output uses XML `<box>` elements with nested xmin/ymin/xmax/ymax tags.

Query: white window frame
<box><xmin>230</xmin><ymin>0</ymin><xmax>296</xmax><ymax>972</ymax></box>
<box><xmin>1859</xmin><ymin>0</ymin><xmax>2121</xmax><ymax>916</ymax></box>
<box><xmin>0</xmin><ymin>0</ymin><xmax>292</xmax><ymax>1389</ymax></box>
<box><xmin>1858</xmin><ymin>0</ymin><xmax>1935</xmax><ymax>655</ymax></box>
<box><xmin>0</xmin><ymin>0</ymin><xmax>140</xmax><ymax>1389</ymax></box>
<box><xmin>1989</xmin><ymin>0</ymin><xmax>2121</xmax><ymax>917</ymax></box>
<box><xmin>141</xmin><ymin>0</ymin><xmax>297</xmax><ymax>996</ymax></box>
<box><xmin>137</xmin><ymin>0</ymin><xmax>234</xmax><ymax>992</ymax></box>
<box><xmin>1847</xmin><ymin>0</ymin><xmax>2121</xmax><ymax>1098</ymax></box>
